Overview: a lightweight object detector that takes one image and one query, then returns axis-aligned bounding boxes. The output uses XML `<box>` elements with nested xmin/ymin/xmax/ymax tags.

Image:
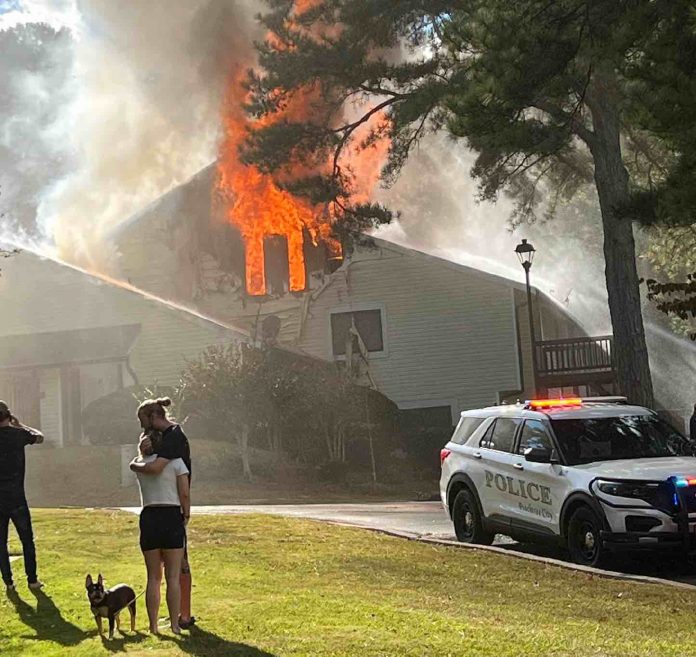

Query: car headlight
<box><xmin>596</xmin><ymin>480</ymin><xmax>674</xmax><ymax>511</ymax></box>
<box><xmin>597</xmin><ymin>481</ymin><xmax>659</xmax><ymax>498</ymax></box>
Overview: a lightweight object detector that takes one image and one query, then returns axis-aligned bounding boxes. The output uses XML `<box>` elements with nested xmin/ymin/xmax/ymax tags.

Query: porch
<box><xmin>535</xmin><ymin>335</ymin><xmax>616</xmax><ymax>395</ymax></box>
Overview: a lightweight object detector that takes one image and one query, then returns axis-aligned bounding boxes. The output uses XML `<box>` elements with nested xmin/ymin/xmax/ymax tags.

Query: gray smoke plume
<box><xmin>0</xmin><ymin>0</ymin><xmax>261</xmax><ymax>269</ymax></box>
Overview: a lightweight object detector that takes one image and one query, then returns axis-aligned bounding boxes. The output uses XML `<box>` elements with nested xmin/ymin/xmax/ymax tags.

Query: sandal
<box><xmin>178</xmin><ymin>616</ymin><xmax>197</xmax><ymax>629</ymax></box>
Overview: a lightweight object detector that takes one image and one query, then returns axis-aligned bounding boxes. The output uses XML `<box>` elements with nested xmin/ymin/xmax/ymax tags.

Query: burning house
<box><xmin>113</xmin><ymin>164</ymin><xmax>617</xmax><ymax>432</ymax></box>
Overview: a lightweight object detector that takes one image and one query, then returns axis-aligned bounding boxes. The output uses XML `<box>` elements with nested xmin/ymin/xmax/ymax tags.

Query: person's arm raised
<box><xmin>10</xmin><ymin>415</ymin><xmax>44</xmax><ymax>444</ymax></box>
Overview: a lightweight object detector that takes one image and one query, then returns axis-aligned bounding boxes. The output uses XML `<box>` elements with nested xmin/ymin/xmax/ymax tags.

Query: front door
<box><xmin>508</xmin><ymin>419</ymin><xmax>569</xmax><ymax>536</ymax></box>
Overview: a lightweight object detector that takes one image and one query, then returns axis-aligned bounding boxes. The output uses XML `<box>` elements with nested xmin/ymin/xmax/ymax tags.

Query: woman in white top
<box><xmin>132</xmin><ymin>432</ymin><xmax>190</xmax><ymax>635</ymax></box>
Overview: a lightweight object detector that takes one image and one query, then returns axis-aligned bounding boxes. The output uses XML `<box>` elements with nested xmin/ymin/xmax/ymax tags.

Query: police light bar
<box><xmin>672</xmin><ymin>476</ymin><xmax>696</xmax><ymax>488</ymax></box>
<box><xmin>526</xmin><ymin>398</ymin><xmax>583</xmax><ymax>410</ymax></box>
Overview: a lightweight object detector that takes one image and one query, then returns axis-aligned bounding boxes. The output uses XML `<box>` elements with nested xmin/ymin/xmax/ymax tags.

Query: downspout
<box><xmin>125</xmin><ymin>355</ymin><xmax>140</xmax><ymax>386</ymax></box>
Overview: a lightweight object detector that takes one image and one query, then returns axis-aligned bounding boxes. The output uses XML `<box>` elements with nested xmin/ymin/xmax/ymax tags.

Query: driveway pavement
<box><xmin>121</xmin><ymin>501</ymin><xmax>696</xmax><ymax>586</ymax></box>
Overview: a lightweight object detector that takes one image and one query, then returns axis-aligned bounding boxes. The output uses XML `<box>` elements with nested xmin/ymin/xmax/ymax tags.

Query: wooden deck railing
<box><xmin>535</xmin><ymin>335</ymin><xmax>614</xmax><ymax>377</ymax></box>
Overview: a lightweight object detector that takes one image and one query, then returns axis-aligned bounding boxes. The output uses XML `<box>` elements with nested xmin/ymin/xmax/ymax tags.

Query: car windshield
<box><xmin>550</xmin><ymin>415</ymin><xmax>694</xmax><ymax>465</ymax></box>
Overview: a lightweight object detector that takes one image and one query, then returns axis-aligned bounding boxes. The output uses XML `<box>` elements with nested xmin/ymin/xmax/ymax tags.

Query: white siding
<box><xmin>0</xmin><ymin>252</ymin><xmax>247</xmax><ymax>390</ymax></box>
<box><xmin>298</xmin><ymin>244</ymin><xmax>521</xmax><ymax>414</ymax></box>
<box><xmin>39</xmin><ymin>368</ymin><xmax>62</xmax><ymax>446</ymax></box>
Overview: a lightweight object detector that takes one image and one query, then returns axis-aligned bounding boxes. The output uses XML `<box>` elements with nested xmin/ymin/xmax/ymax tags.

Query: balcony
<box><xmin>535</xmin><ymin>335</ymin><xmax>615</xmax><ymax>387</ymax></box>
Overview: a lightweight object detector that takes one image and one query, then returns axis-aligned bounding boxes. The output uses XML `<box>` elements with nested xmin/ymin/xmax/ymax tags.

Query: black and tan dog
<box><xmin>85</xmin><ymin>574</ymin><xmax>137</xmax><ymax>639</ymax></box>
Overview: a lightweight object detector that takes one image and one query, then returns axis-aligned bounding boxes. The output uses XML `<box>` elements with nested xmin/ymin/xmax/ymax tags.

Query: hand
<box><xmin>139</xmin><ymin>436</ymin><xmax>153</xmax><ymax>456</ymax></box>
<box><xmin>9</xmin><ymin>415</ymin><xmax>20</xmax><ymax>428</ymax></box>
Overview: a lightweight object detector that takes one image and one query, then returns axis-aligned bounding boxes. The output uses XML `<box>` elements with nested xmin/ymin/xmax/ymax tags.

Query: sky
<box><xmin>0</xmin><ymin>0</ymin><xmax>80</xmax><ymax>30</ymax></box>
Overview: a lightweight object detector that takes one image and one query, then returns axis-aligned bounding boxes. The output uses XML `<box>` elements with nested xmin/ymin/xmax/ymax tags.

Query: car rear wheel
<box><xmin>452</xmin><ymin>489</ymin><xmax>494</xmax><ymax>545</ymax></box>
<box><xmin>567</xmin><ymin>506</ymin><xmax>609</xmax><ymax>568</ymax></box>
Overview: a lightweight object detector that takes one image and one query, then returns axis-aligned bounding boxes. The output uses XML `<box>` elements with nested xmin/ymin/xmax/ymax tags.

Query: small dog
<box><xmin>85</xmin><ymin>574</ymin><xmax>137</xmax><ymax>639</ymax></box>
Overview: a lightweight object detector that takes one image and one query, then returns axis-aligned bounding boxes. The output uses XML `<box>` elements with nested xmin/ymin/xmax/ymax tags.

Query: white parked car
<box><xmin>439</xmin><ymin>397</ymin><xmax>696</xmax><ymax>567</ymax></box>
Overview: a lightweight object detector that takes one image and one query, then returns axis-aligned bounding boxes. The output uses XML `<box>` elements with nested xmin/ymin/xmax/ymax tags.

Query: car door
<box><xmin>474</xmin><ymin>417</ymin><xmax>523</xmax><ymax>528</ymax></box>
<box><xmin>507</xmin><ymin>419</ymin><xmax>570</xmax><ymax>536</ymax></box>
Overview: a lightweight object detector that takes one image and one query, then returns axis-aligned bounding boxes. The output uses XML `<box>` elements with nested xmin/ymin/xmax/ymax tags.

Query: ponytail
<box><xmin>137</xmin><ymin>397</ymin><xmax>172</xmax><ymax>420</ymax></box>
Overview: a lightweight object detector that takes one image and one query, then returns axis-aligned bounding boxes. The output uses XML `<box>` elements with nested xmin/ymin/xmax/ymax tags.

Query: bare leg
<box><xmin>143</xmin><ymin>549</ymin><xmax>163</xmax><ymax>634</ymax></box>
<box><xmin>180</xmin><ymin>550</ymin><xmax>192</xmax><ymax>623</ymax></box>
<box><xmin>162</xmin><ymin>548</ymin><xmax>184</xmax><ymax>634</ymax></box>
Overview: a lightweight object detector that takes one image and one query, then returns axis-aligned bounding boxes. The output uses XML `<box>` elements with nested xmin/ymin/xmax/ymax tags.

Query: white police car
<box><xmin>439</xmin><ymin>397</ymin><xmax>696</xmax><ymax>567</ymax></box>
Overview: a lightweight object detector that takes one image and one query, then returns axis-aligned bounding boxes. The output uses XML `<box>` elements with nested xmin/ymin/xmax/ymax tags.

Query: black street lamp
<box><xmin>515</xmin><ymin>239</ymin><xmax>538</xmax><ymax>396</ymax></box>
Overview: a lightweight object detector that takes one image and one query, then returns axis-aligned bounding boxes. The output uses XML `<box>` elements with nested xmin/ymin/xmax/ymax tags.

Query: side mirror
<box><xmin>524</xmin><ymin>446</ymin><xmax>553</xmax><ymax>463</ymax></box>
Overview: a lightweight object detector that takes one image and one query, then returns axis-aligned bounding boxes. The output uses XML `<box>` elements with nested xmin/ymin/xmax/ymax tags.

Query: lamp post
<box><xmin>515</xmin><ymin>239</ymin><xmax>538</xmax><ymax>396</ymax></box>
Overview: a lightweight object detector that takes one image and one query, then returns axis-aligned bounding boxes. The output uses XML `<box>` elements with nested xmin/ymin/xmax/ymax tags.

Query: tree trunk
<box><xmin>586</xmin><ymin>68</ymin><xmax>654</xmax><ymax>407</ymax></box>
<box><xmin>240</xmin><ymin>424</ymin><xmax>253</xmax><ymax>481</ymax></box>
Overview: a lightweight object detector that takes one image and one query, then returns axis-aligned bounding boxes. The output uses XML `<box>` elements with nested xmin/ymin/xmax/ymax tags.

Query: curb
<box><xmin>115</xmin><ymin>506</ymin><xmax>696</xmax><ymax>592</ymax></box>
<box><xmin>318</xmin><ymin>521</ymin><xmax>696</xmax><ymax>592</ymax></box>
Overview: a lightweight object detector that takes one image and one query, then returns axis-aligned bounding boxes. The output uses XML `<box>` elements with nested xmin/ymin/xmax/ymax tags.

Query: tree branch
<box><xmin>533</xmin><ymin>97</ymin><xmax>595</xmax><ymax>148</ymax></box>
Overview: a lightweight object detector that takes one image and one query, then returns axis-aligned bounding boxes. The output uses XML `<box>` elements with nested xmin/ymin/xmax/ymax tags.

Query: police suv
<box><xmin>439</xmin><ymin>397</ymin><xmax>696</xmax><ymax>566</ymax></box>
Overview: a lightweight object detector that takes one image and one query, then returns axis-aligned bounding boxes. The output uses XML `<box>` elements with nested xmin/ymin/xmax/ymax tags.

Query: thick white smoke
<box><xmin>0</xmin><ymin>0</ymin><xmax>261</xmax><ymax>269</ymax></box>
<box><xmin>375</xmin><ymin>133</ymin><xmax>611</xmax><ymax>334</ymax></box>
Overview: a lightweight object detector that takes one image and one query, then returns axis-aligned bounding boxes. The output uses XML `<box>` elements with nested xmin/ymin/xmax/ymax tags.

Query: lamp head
<box><xmin>515</xmin><ymin>238</ymin><xmax>536</xmax><ymax>269</ymax></box>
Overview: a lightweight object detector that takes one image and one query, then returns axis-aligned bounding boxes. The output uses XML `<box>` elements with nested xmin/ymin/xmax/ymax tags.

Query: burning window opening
<box><xmin>214</xmin><ymin>1</ymin><xmax>388</xmax><ymax>297</ymax></box>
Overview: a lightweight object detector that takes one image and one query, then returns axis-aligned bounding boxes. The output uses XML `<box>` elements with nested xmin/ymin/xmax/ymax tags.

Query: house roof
<box><xmin>0</xmin><ymin>324</ymin><xmax>142</xmax><ymax>370</ymax></box>
<box><xmin>309</xmin><ymin>235</ymin><xmax>561</xmax><ymax>310</ymax></box>
<box><xmin>359</xmin><ymin>236</ymin><xmax>589</xmax><ymax>332</ymax></box>
<box><xmin>103</xmin><ymin>162</ymin><xmax>580</xmax><ymax>340</ymax></box>
<box><xmin>0</xmin><ymin>247</ymin><xmax>251</xmax><ymax>341</ymax></box>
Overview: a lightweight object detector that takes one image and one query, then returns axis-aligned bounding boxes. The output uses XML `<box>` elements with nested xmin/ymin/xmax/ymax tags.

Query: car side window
<box><xmin>490</xmin><ymin>418</ymin><xmax>521</xmax><ymax>453</ymax></box>
<box><xmin>518</xmin><ymin>420</ymin><xmax>553</xmax><ymax>454</ymax></box>
<box><xmin>451</xmin><ymin>417</ymin><xmax>485</xmax><ymax>445</ymax></box>
<box><xmin>480</xmin><ymin>418</ymin><xmax>520</xmax><ymax>453</ymax></box>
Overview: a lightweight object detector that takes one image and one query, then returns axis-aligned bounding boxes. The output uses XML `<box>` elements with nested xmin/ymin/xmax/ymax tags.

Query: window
<box><xmin>451</xmin><ymin>417</ymin><xmax>485</xmax><ymax>445</ymax></box>
<box><xmin>480</xmin><ymin>418</ymin><xmax>521</xmax><ymax>453</ymax></box>
<box><xmin>550</xmin><ymin>415</ymin><xmax>694</xmax><ymax>465</ymax></box>
<box><xmin>517</xmin><ymin>420</ymin><xmax>553</xmax><ymax>454</ymax></box>
<box><xmin>331</xmin><ymin>309</ymin><xmax>384</xmax><ymax>357</ymax></box>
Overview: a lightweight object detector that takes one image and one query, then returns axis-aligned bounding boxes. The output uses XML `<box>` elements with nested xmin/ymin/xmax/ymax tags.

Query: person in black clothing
<box><xmin>130</xmin><ymin>397</ymin><xmax>195</xmax><ymax>628</ymax></box>
<box><xmin>0</xmin><ymin>400</ymin><xmax>44</xmax><ymax>592</ymax></box>
<box><xmin>690</xmin><ymin>404</ymin><xmax>696</xmax><ymax>441</ymax></box>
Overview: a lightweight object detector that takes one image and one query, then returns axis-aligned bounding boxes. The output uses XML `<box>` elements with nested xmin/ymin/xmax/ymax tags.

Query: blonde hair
<box><xmin>137</xmin><ymin>397</ymin><xmax>172</xmax><ymax>420</ymax></box>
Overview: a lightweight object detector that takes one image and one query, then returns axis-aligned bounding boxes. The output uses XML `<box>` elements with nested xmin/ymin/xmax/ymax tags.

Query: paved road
<box><xmin>122</xmin><ymin>501</ymin><xmax>696</xmax><ymax>585</ymax></box>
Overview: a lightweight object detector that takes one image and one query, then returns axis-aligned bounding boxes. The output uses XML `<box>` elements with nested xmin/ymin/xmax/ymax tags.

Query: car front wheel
<box><xmin>452</xmin><ymin>489</ymin><xmax>494</xmax><ymax>545</ymax></box>
<box><xmin>567</xmin><ymin>506</ymin><xmax>609</xmax><ymax>568</ymax></box>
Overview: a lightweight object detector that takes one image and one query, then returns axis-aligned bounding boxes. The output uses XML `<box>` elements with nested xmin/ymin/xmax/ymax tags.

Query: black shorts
<box><xmin>139</xmin><ymin>506</ymin><xmax>186</xmax><ymax>552</ymax></box>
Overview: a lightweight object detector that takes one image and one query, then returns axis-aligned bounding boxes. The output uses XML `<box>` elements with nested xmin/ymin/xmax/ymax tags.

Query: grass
<box><xmin>2</xmin><ymin>510</ymin><xmax>696</xmax><ymax>656</ymax></box>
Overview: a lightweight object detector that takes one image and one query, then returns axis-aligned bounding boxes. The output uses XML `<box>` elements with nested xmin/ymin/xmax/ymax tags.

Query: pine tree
<box><xmin>244</xmin><ymin>0</ymin><xmax>696</xmax><ymax>407</ymax></box>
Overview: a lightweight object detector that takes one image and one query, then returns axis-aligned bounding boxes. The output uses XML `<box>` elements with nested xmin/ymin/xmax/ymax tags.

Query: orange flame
<box><xmin>215</xmin><ymin>1</ymin><xmax>388</xmax><ymax>296</ymax></box>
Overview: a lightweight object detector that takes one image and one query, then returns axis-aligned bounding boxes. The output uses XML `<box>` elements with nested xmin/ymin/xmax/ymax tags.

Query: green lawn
<box><xmin>2</xmin><ymin>510</ymin><xmax>696</xmax><ymax>656</ymax></box>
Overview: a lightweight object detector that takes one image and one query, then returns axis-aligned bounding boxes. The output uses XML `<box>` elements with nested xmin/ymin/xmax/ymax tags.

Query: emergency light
<box><xmin>526</xmin><ymin>398</ymin><xmax>583</xmax><ymax>410</ymax></box>
<box><xmin>672</xmin><ymin>476</ymin><xmax>696</xmax><ymax>488</ymax></box>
